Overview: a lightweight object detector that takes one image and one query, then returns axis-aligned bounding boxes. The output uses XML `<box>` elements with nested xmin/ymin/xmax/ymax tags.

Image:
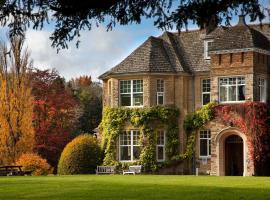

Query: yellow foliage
<box><xmin>0</xmin><ymin>36</ymin><xmax>35</xmax><ymax>165</ymax></box>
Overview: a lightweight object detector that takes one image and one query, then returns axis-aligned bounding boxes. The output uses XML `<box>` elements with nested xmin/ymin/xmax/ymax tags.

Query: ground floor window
<box><xmin>199</xmin><ymin>130</ymin><xmax>211</xmax><ymax>158</ymax></box>
<box><xmin>156</xmin><ymin>130</ymin><xmax>166</xmax><ymax>161</ymax></box>
<box><xmin>119</xmin><ymin>130</ymin><xmax>141</xmax><ymax>161</ymax></box>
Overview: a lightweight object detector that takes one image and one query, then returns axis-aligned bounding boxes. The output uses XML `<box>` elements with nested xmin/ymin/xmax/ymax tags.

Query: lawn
<box><xmin>0</xmin><ymin>175</ymin><xmax>270</xmax><ymax>200</ymax></box>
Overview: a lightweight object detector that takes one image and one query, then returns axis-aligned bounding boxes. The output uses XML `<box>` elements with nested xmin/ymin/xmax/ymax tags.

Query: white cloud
<box><xmin>25</xmin><ymin>26</ymin><xmax>142</xmax><ymax>81</ymax></box>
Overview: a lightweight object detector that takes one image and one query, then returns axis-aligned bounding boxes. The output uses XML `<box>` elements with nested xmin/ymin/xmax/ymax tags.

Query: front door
<box><xmin>225</xmin><ymin>135</ymin><xmax>243</xmax><ymax>176</ymax></box>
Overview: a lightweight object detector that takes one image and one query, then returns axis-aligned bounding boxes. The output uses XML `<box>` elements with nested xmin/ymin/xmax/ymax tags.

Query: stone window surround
<box><xmin>201</xmin><ymin>78</ymin><xmax>211</xmax><ymax>106</ymax></box>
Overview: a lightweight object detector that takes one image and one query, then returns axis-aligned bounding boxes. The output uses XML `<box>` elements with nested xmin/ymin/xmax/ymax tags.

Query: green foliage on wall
<box><xmin>98</xmin><ymin>106</ymin><xmax>180</xmax><ymax>172</ymax></box>
<box><xmin>182</xmin><ymin>102</ymin><xmax>217</xmax><ymax>159</ymax></box>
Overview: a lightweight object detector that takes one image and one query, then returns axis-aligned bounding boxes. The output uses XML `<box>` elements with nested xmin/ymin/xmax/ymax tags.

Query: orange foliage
<box><xmin>16</xmin><ymin>153</ymin><xmax>52</xmax><ymax>176</ymax></box>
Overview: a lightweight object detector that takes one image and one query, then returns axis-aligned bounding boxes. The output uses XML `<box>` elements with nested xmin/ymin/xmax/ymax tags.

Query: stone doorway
<box><xmin>225</xmin><ymin>135</ymin><xmax>243</xmax><ymax>176</ymax></box>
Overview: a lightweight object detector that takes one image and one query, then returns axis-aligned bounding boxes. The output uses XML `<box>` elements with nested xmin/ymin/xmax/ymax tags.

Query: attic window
<box><xmin>204</xmin><ymin>40</ymin><xmax>213</xmax><ymax>60</ymax></box>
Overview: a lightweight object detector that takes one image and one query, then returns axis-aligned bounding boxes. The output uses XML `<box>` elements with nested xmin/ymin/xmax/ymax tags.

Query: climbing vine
<box><xmin>182</xmin><ymin>102</ymin><xmax>217</xmax><ymax>160</ymax></box>
<box><xmin>98</xmin><ymin>106</ymin><xmax>179</xmax><ymax>172</ymax></box>
<box><xmin>214</xmin><ymin>102</ymin><xmax>270</xmax><ymax>175</ymax></box>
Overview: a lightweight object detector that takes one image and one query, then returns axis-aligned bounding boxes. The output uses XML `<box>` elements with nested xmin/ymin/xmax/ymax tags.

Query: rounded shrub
<box><xmin>16</xmin><ymin>153</ymin><xmax>52</xmax><ymax>176</ymax></box>
<box><xmin>58</xmin><ymin>134</ymin><xmax>102</xmax><ymax>175</ymax></box>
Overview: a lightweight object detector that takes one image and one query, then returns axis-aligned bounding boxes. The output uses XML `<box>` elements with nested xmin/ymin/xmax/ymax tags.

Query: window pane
<box><xmin>200</xmin><ymin>140</ymin><xmax>208</xmax><ymax>156</ymax></box>
<box><xmin>133</xmin><ymin>93</ymin><xmax>143</xmax><ymax>106</ymax></box>
<box><xmin>157</xmin><ymin>93</ymin><xmax>164</xmax><ymax>105</ymax></box>
<box><xmin>228</xmin><ymin>86</ymin><xmax>236</xmax><ymax>101</ymax></box>
<box><xmin>120</xmin><ymin>146</ymin><xmax>131</xmax><ymax>161</ymax></box>
<box><xmin>133</xmin><ymin>146</ymin><xmax>141</xmax><ymax>160</ymax></box>
<box><xmin>220</xmin><ymin>86</ymin><xmax>227</xmax><ymax>102</ymax></box>
<box><xmin>202</xmin><ymin>79</ymin><xmax>210</xmax><ymax>92</ymax></box>
<box><xmin>121</xmin><ymin>94</ymin><xmax>131</xmax><ymax>106</ymax></box>
<box><xmin>133</xmin><ymin>131</ymin><xmax>140</xmax><ymax>145</ymax></box>
<box><xmin>238</xmin><ymin>85</ymin><xmax>245</xmax><ymax>101</ymax></box>
<box><xmin>208</xmin><ymin>140</ymin><xmax>211</xmax><ymax>156</ymax></box>
<box><xmin>120</xmin><ymin>80</ymin><xmax>131</xmax><ymax>93</ymax></box>
<box><xmin>157</xmin><ymin>80</ymin><xmax>164</xmax><ymax>92</ymax></box>
<box><xmin>157</xmin><ymin>146</ymin><xmax>164</xmax><ymax>160</ymax></box>
<box><xmin>133</xmin><ymin>80</ymin><xmax>143</xmax><ymax>93</ymax></box>
<box><xmin>202</xmin><ymin>94</ymin><xmax>210</xmax><ymax>105</ymax></box>
<box><xmin>157</xmin><ymin>131</ymin><xmax>165</xmax><ymax>145</ymax></box>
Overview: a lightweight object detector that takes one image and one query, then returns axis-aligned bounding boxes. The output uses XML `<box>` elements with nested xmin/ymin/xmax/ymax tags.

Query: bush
<box><xmin>58</xmin><ymin>134</ymin><xmax>102</xmax><ymax>175</ymax></box>
<box><xmin>15</xmin><ymin>153</ymin><xmax>52</xmax><ymax>176</ymax></box>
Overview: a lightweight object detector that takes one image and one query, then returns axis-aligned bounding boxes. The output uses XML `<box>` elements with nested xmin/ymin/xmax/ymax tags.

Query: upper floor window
<box><xmin>120</xmin><ymin>80</ymin><xmax>143</xmax><ymax>107</ymax></box>
<box><xmin>199</xmin><ymin>130</ymin><xmax>211</xmax><ymax>158</ymax></box>
<box><xmin>119</xmin><ymin>130</ymin><xmax>141</xmax><ymax>161</ymax></box>
<box><xmin>157</xmin><ymin>79</ymin><xmax>164</xmax><ymax>105</ymax></box>
<box><xmin>204</xmin><ymin>40</ymin><xmax>213</xmax><ymax>60</ymax></box>
<box><xmin>202</xmin><ymin>79</ymin><xmax>210</xmax><ymax>105</ymax></box>
<box><xmin>156</xmin><ymin>130</ymin><xmax>165</xmax><ymax>162</ymax></box>
<box><xmin>219</xmin><ymin>77</ymin><xmax>245</xmax><ymax>103</ymax></box>
<box><xmin>259</xmin><ymin>78</ymin><xmax>267</xmax><ymax>102</ymax></box>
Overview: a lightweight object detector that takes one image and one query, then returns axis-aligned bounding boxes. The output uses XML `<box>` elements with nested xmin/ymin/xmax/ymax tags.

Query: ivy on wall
<box><xmin>98</xmin><ymin>106</ymin><xmax>180</xmax><ymax>171</ymax></box>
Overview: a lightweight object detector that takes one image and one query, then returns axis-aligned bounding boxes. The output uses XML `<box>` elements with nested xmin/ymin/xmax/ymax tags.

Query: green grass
<box><xmin>0</xmin><ymin>175</ymin><xmax>270</xmax><ymax>200</ymax></box>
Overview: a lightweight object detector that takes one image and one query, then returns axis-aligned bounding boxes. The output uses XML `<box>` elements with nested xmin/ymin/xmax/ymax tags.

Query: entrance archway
<box><xmin>225</xmin><ymin>135</ymin><xmax>243</xmax><ymax>176</ymax></box>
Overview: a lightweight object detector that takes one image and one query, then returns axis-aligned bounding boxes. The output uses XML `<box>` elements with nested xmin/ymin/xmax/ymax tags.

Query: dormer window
<box><xmin>204</xmin><ymin>40</ymin><xmax>213</xmax><ymax>60</ymax></box>
<box><xmin>120</xmin><ymin>80</ymin><xmax>143</xmax><ymax>107</ymax></box>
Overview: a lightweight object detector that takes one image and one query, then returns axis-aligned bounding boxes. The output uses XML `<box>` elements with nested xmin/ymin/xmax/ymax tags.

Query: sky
<box><xmin>1</xmin><ymin>1</ymin><xmax>270</xmax><ymax>81</ymax></box>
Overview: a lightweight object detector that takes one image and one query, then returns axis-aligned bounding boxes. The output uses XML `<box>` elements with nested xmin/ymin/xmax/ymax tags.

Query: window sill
<box><xmin>199</xmin><ymin>156</ymin><xmax>211</xmax><ymax>159</ymax></box>
<box><xmin>219</xmin><ymin>101</ymin><xmax>246</xmax><ymax>104</ymax></box>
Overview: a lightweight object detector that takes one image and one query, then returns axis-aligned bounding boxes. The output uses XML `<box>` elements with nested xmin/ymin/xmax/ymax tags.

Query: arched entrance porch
<box><xmin>214</xmin><ymin>127</ymin><xmax>249</xmax><ymax>176</ymax></box>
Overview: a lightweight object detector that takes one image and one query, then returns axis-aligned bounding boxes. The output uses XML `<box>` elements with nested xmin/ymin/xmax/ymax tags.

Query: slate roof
<box><xmin>209</xmin><ymin>22</ymin><xmax>270</xmax><ymax>53</ymax></box>
<box><xmin>99</xmin><ymin>19</ymin><xmax>270</xmax><ymax>79</ymax></box>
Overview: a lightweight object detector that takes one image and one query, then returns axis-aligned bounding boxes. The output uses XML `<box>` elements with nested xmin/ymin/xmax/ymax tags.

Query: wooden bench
<box><xmin>96</xmin><ymin>166</ymin><xmax>116</xmax><ymax>174</ymax></box>
<box><xmin>0</xmin><ymin>166</ymin><xmax>33</xmax><ymax>176</ymax></box>
<box><xmin>123</xmin><ymin>165</ymin><xmax>142</xmax><ymax>175</ymax></box>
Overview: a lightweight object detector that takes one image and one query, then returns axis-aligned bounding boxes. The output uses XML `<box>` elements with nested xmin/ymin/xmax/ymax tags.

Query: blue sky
<box><xmin>2</xmin><ymin>1</ymin><xmax>269</xmax><ymax>81</ymax></box>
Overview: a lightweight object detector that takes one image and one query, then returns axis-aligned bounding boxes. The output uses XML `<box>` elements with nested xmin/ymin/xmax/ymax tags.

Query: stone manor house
<box><xmin>98</xmin><ymin>16</ymin><xmax>270</xmax><ymax>176</ymax></box>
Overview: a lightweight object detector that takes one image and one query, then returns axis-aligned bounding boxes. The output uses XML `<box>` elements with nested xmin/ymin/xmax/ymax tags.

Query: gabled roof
<box><xmin>99</xmin><ymin>19</ymin><xmax>270</xmax><ymax>80</ymax></box>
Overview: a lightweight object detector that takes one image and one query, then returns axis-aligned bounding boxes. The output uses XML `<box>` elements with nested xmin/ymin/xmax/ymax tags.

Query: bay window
<box><xmin>202</xmin><ymin>79</ymin><xmax>210</xmax><ymax>105</ymax></box>
<box><xmin>219</xmin><ymin>77</ymin><xmax>245</xmax><ymax>103</ymax></box>
<box><xmin>199</xmin><ymin>130</ymin><xmax>211</xmax><ymax>157</ymax></box>
<box><xmin>119</xmin><ymin>130</ymin><xmax>141</xmax><ymax>161</ymax></box>
<box><xmin>120</xmin><ymin>80</ymin><xmax>143</xmax><ymax>106</ymax></box>
<box><xmin>156</xmin><ymin>130</ymin><xmax>165</xmax><ymax>161</ymax></box>
<box><xmin>157</xmin><ymin>79</ymin><xmax>164</xmax><ymax>105</ymax></box>
<box><xmin>259</xmin><ymin>78</ymin><xmax>267</xmax><ymax>102</ymax></box>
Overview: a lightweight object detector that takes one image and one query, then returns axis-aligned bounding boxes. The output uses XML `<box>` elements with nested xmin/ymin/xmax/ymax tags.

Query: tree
<box><xmin>31</xmin><ymin>69</ymin><xmax>79</xmax><ymax>168</ymax></box>
<box><xmin>68</xmin><ymin>76</ymin><xmax>102</xmax><ymax>134</ymax></box>
<box><xmin>0</xmin><ymin>1</ymin><xmax>265</xmax><ymax>50</ymax></box>
<box><xmin>0</xmin><ymin>36</ymin><xmax>35</xmax><ymax>165</ymax></box>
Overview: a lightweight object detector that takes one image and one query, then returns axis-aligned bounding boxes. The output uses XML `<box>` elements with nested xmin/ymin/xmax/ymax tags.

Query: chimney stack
<box><xmin>237</xmin><ymin>15</ymin><xmax>246</xmax><ymax>26</ymax></box>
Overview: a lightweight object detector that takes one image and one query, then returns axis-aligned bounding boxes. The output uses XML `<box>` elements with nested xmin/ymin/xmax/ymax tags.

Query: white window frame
<box><xmin>199</xmin><ymin>130</ymin><xmax>211</xmax><ymax>158</ymax></box>
<box><xmin>119</xmin><ymin>80</ymin><xmax>143</xmax><ymax>107</ymax></box>
<box><xmin>201</xmin><ymin>78</ymin><xmax>211</xmax><ymax>106</ymax></box>
<box><xmin>156</xmin><ymin>130</ymin><xmax>166</xmax><ymax>162</ymax></box>
<box><xmin>259</xmin><ymin>78</ymin><xmax>267</xmax><ymax>102</ymax></box>
<box><xmin>219</xmin><ymin>76</ymin><xmax>246</xmax><ymax>103</ymax></box>
<box><xmin>204</xmin><ymin>40</ymin><xmax>213</xmax><ymax>60</ymax></box>
<box><xmin>119</xmin><ymin>130</ymin><xmax>141</xmax><ymax>162</ymax></box>
<box><xmin>157</xmin><ymin>79</ymin><xmax>165</xmax><ymax>105</ymax></box>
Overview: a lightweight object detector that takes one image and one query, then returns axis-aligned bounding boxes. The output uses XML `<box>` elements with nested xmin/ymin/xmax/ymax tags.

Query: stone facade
<box><xmin>99</xmin><ymin>19</ymin><xmax>270</xmax><ymax>176</ymax></box>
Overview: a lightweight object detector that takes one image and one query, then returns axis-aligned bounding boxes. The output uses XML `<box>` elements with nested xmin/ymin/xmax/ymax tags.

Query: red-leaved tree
<box><xmin>31</xmin><ymin>69</ymin><xmax>79</xmax><ymax>169</ymax></box>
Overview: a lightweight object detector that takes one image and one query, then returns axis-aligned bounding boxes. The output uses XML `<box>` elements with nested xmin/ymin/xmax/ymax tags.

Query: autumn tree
<box><xmin>68</xmin><ymin>76</ymin><xmax>102</xmax><ymax>134</ymax></box>
<box><xmin>0</xmin><ymin>1</ymin><xmax>265</xmax><ymax>49</ymax></box>
<box><xmin>0</xmin><ymin>36</ymin><xmax>34</xmax><ymax>165</ymax></box>
<box><xmin>31</xmin><ymin>69</ymin><xmax>79</xmax><ymax>168</ymax></box>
